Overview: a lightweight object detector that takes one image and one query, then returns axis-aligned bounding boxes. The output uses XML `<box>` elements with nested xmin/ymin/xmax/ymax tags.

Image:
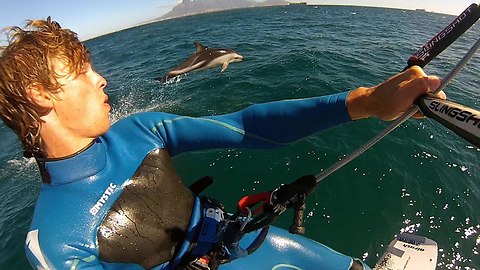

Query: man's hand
<box><xmin>347</xmin><ymin>66</ymin><xmax>445</xmax><ymax>121</ymax></box>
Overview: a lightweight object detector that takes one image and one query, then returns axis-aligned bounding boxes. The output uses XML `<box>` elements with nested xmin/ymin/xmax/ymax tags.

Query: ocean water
<box><xmin>1</xmin><ymin>5</ymin><xmax>479</xmax><ymax>269</ymax></box>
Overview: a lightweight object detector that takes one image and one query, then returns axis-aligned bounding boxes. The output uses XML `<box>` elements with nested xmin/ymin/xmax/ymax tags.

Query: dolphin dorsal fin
<box><xmin>194</xmin><ymin>42</ymin><xmax>207</xmax><ymax>52</ymax></box>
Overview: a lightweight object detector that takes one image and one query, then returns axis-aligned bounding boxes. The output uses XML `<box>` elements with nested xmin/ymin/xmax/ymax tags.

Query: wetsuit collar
<box><xmin>36</xmin><ymin>139</ymin><xmax>106</xmax><ymax>185</ymax></box>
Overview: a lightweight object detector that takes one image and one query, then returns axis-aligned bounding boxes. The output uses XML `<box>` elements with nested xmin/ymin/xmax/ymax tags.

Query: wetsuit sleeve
<box><xmin>142</xmin><ymin>92</ymin><xmax>351</xmax><ymax>156</ymax></box>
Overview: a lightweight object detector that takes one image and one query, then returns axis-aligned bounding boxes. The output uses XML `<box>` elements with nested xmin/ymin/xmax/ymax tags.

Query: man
<box><xmin>0</xmin><ymin>18</ymin><xmax>444</xmax><ymax>270</ymax></box>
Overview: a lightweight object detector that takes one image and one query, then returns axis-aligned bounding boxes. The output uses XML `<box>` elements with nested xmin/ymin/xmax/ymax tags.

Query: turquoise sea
<box><xmin>1</xmin><ymin>5</ymin><xmax>479</xmax><ymax>269</ymax></box>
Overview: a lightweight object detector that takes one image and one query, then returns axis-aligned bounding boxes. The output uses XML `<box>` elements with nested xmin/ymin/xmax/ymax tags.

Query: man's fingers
<box><xmin>402</xmin><ymin>75</ymin><xmax>442</xmax><ymax>101</ymax></box>
<box><xmin>435</xmin><ymin>90</ymin><xmax>447</xmax><ymax>100</ymax></box>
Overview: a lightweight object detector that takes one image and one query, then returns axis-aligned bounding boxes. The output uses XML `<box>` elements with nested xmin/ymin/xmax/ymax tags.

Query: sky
<box><xmin>0</xmin><ymin>0</ymin><xmax>476</xmax><ymax>43</ymax></box>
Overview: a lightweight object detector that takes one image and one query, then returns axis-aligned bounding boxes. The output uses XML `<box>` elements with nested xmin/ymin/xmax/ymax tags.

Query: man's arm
<box><xmin>129</xmin><ymin>67</ymin><xmax>442</xmax><ymax>156</ymax></box>
<box><xmin>143</xmin><ymin>92</ymin><xmax>351</xmax><ymax>156</ymax></box>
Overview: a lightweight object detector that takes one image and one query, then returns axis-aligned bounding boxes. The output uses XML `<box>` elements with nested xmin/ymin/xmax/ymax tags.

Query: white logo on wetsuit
<box><xmin>205</xmin><ymin>207</ymin><xmax>224</xmax><ymax>222</ymax></box>
<box><xmin>89</xmin><ymin>183</ymin><xmax>117</xmax><ymax>215</ymax></box>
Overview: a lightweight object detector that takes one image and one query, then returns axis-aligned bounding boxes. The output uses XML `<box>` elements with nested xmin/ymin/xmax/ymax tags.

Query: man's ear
<box><xmin>26</xmin><ymin>85</ymin><xmax>54</xmax><ymax>109</ymax></box>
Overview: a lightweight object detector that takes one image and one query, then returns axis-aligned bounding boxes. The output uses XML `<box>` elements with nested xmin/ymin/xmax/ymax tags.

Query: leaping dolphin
<box><xmin>156</xmin><ymin>42</ymin><xmax>244</xmax><ymax>82</ymax></box>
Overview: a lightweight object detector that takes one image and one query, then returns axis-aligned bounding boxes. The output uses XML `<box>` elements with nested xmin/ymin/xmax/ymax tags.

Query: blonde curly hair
<box><xmin>0</xmin><ymin>17</ymin><xmax>90</xmax><ymax>157</ymax></box>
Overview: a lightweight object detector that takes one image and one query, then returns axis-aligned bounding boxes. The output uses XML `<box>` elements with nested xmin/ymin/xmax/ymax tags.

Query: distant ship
<box><xmin>415</xmin><ymin>9</ymin><xmax>427</xmax><ymax>12</ymax></box>
<box><xmin>289</xmin><ymin>2</ymin><xmax>307</xmax><ymax>5</ymax></box>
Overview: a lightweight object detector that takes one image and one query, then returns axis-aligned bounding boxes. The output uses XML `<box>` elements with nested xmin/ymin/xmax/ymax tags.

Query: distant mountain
<box><xmin>160</xmin><ymin>0</ymin><xmax>290</xmax><ymax>20</ymax></box>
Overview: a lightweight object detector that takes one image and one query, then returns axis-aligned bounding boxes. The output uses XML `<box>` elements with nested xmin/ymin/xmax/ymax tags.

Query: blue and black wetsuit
<box><xmin>25</xmin><ymin>92</ymin><xmax>367</xmax><ymax>270</ymax></box>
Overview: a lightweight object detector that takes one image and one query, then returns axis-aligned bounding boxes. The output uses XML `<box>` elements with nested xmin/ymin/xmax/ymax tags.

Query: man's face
<box><xmin>51</xmin><ymin>60</ymin><xmax>111</xmax><ymax>140</ymax></box>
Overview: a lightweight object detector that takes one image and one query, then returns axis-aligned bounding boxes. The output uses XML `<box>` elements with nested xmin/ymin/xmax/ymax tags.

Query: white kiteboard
<box><xmin>373</xmin><ymin>233</ymin><xmax>438</xmax><ymax>270</ymax></box>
